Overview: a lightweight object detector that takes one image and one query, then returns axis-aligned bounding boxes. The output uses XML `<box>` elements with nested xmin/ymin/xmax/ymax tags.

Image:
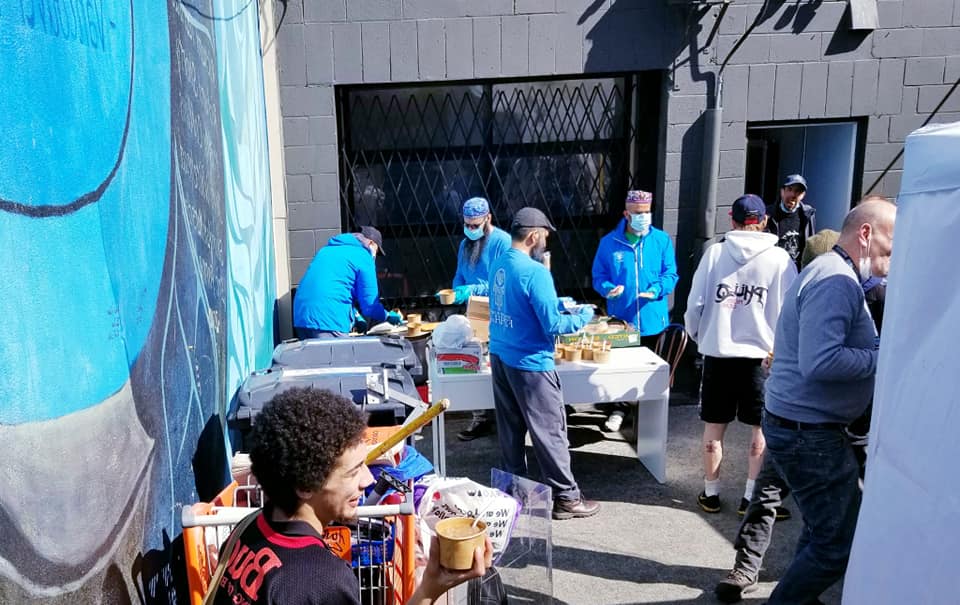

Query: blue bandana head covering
<box><xmin>462</xmin><ymin>197</ymin><xmax>490</xmax><ymax>218</ymax></box>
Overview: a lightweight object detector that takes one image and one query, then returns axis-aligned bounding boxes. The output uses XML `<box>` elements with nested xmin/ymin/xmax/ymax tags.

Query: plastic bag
<box><xmin>416</xmin><ymin>475</ymin><xmax>521</xmax><ymax>565</ymax></box>
<box><xmin>431</xmin><ymin>314</ymin><xmax>474</xmax><ymax>349</ymax></box>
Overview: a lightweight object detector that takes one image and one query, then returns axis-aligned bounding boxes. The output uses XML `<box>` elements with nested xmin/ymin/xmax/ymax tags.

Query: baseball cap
<box><xmin>511</xmin><ymin>207</ymin><xmax>556</xmax><ymax>231</ymax></box>
<box><xmin>782</xmin><ymin>174</ymin><xmax>808</xmax><ymax>190</ymax></box>
<box><xmin>359</xmin><ymin>225</ymin><xmax>386</xmax><ymax>256</ymax></box>
<box><xmin>730</xmin><ymin>194</ymin><xmax>767</xmax><ymax>225</ymax></box>
<box><xmin>462</xmin><ymin>197</ymin><xmax>490</xmax><ymax>218</ymax></box>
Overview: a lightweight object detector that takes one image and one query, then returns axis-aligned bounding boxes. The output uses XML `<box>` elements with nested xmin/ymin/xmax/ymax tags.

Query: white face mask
<box><xmin>859</xmin><ymin>235</ymin><xmax>872</xmax><ymax>281</ymax></box>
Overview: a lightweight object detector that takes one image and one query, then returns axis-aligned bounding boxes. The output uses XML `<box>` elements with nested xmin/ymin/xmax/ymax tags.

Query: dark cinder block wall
<box><xmin>275</xmin><ymin>0</ymin><xmax>960</xmax><ymax>292</ymax></box>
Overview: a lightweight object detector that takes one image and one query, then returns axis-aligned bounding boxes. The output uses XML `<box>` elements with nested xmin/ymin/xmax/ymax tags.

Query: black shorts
<box><xmin>699</xmin><ymin>356</ymin><xmax>765</xmax><ymax>426</ymax></box>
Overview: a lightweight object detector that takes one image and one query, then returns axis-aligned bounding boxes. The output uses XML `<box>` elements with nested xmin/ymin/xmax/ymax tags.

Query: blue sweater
<box><xmin>592</xmin><ymin>222</ymin><xmax>679</xmax><ymax>335</ymax></box>
<box><xmin>452</xmin><ymin>227</ymin><xmax>511</xmax><ymax>296</ymax></box>
<box><xmin>765</xmin><ymin>251</ymin><xmax>879</xmax><ymax>424</ymax></box>
<box><xmin>293</xmin><ymin>234</ymin><xmax>388</xmax><ymax>333</ymax></box>
<box><xmin>489</xmin><ymin>249</ymin><xmax>589</xmax><ymax>371</ymax></box>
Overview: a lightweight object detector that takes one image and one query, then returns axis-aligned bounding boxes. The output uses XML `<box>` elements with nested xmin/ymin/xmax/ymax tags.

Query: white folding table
<box><xmin>428</xmin><ymin>347</ymin><xmax>670</xmax><ymax>483</ymax></box>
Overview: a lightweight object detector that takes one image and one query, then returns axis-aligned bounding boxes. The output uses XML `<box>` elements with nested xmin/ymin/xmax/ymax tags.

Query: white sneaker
<box><xmin>604</xmin><ymin>411</ymin><xmax>624</xmax><ymax>432</ymax></box>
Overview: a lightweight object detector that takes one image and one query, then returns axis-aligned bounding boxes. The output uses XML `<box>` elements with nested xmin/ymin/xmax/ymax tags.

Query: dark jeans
<box><xmin>490</xmin><ymin>354</ymin><xmax>580</xmax><ymax>503</ymax></box>
<box><xmin>733</xmin><ymin>455</ymin><xmax>791</xmax><ymax>579</ymax></box>
<box><xmin>762</xmin><ymin>416</ymin><xmax>862</xmax><ymax>605</ymax></box>
<box><xmin>295</xmin><ymin>327</ymin><xmax>346</xmax><ymax>339</ymax></box>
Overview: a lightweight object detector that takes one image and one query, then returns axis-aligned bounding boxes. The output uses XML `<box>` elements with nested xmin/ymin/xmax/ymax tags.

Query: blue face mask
<box><xmin>630</xmin><ymin>212</ymin><xmax>652</xmax><ymax>235</ymax></box>
<box><xmin>464</xmin><ymin>224</ymin><xmax>485</xmax><ymax>241</ymax></box>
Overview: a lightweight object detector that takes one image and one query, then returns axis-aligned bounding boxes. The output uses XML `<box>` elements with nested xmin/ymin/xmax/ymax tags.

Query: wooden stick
<box><xmin>364</xmin><ymin>399</ymin><xmax>450</xmax><ymax>465</ymax></box>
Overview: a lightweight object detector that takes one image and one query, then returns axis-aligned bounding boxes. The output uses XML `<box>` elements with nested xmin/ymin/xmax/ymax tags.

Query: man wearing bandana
<box><xmin>591</xmin><ymin>190</ymin><xmax>679</xmax><ymax>432</ymax></box>
<box><xmin>442</xmin><ymin>197</ymin><xmax>511</xmax><ymax>440</ymax></box>
<box><xmin>766</xmin><ymin>174</ymin><xmax>817</xmax><ymax>270</ymax></box>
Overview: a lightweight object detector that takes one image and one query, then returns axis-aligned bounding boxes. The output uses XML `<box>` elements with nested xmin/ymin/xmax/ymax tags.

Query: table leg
<box><xmin>635</xmin><ymin>393</ymin><xmax>669</xmax><ymax>483</ymax></box>
<box><xmin>431</xmin><ymin>413</ymin><xmax>447</xmax><ymax>477</ymax></box>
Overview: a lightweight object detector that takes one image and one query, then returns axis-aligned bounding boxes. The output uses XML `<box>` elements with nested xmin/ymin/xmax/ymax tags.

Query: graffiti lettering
<box><xmin>19</xmin><ymin>0</ymin><xmax>110</xmax><ymax>51</ymax></box>
<box><xmin>714</xmin><ymin>282</ymin><xmax>768</xmax><ymax>307</ymax></box>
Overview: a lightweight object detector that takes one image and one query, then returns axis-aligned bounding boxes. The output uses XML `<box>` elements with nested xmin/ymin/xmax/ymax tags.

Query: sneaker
<box><xmin>697</xmin><ymin>491</ymin><xmax>721</xmax><ymax>513</ymax></box>
<box><xmin>714</xmin><ymin>568</ymin><xmax>758</xmax><ymax>603</ymax></box>
<box><xmin>552</xmin><ymin>497</ymin><xmax>601</xmax><ymax>520</ymax></box>
<box><xmin>457</xmin><ymin>419</ymin><xmax>494</xmax><ymax>441</ymax></box>
<box><xmin>737</xmin><ymin>498</ymin><xmax>792</xmax><ymax>521</ymax></box>
<box><xmin>604</xmin><ymin>411</ymin><xmax>624</xmax><ymax>432</ymax></box>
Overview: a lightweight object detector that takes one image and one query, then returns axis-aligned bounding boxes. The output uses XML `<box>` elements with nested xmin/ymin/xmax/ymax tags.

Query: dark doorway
<box><xmin>336</xmin><ymin>72</ymin><xmax>663</xmax><ymax>308</ymax></box>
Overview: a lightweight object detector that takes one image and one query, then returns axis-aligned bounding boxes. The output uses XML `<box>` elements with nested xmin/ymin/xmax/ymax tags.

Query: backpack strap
<box><xmin>202</xmin><ymin>509</ymin><xmax>261</xmax><ymax>605</ymax></box>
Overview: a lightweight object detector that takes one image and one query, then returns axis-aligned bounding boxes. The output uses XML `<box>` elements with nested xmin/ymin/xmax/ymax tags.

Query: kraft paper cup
<box><xmin>564</xmin><ymin>346</ymin><xmax>582</xmax><ymax>362</ymax></box>
<box><xmin>581</xmin><ymin>347</ymin><xmax>594</xmax><ymax>361</ymax></box>
<box><xmin>594</xmin><ymin>349</ymin><xmax>611</xmax><ymax>363</ymax></box>
<box><xmin>407</xmin><ymin>313</ymin><xmax>422</xmax><ymax>324</ymax></box>
<box><xmin>438</xmin><ymin>289</ymin><xmax>456</xmax><ymax>305</ymax></box>
<box><xmin>435</xmin><ymin>517</ymin><xmax>487</xmax><ymax>571</ymax></box>
<box><xmin>406</xmin><ymin>323</ymin><xmax>422</xmax><ymax>336</ymax></box>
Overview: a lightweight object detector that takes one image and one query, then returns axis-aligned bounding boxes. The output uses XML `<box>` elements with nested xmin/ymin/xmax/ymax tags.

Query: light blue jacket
<box><xmin>293</xmin><ymin>234</ymin><xmax>388</xmax><ymax>332</ymax></box>
<box><xmin>592</xmin><ymin>221</ymin><xmax>679</xmax><ymax>336</ymax></box>
<box><xmin>452</xmin><ymin>227</ymin><xmax>511</xmax><ymax>296</ymax></box>
<box><xmin>489</xmin><ymin>249</ymin><xmax>589</xmax><ymax>371</ymax></box>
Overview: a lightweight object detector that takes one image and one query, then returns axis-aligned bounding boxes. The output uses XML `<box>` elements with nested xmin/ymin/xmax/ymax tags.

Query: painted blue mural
<box><xmin>0</xmin><ymin>0</ymin><xmax>275</xmax><ymax>602</ymax></box>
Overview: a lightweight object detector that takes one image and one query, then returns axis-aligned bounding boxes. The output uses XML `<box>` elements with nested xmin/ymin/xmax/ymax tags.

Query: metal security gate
<box><xmin>336</xmin><ymin>73</ymin><xmax>661</xmax><ymax>309</ymax></box>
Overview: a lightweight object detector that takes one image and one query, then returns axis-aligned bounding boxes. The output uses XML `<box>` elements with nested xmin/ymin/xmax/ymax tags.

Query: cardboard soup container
<box><xmin>435</xmin><ymin>517</ymin><xmax>487</xmax><ymax>570</ymax></box>
<box><xmin>438</xmin><ymin>289</ymin><xmax>456</xmax><ymax>305</ymax></box>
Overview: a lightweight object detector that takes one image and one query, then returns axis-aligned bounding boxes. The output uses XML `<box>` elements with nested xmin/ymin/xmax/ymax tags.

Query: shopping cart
<box><xmin>182</xmin><ymin>478</ymin><xmax>417</xmax><ymax>605</ymax></box>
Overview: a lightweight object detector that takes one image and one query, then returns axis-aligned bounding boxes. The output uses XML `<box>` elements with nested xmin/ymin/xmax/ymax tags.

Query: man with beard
<box><xmin>592</xmin><ymin>190</ymin><xmax>679</xmax><ymax>432</ymax></box>
<box><xmin>765</xmin><ymin>174</ymin><xmax>816</xmax><ymax>270</ymax></box>
<box><xmin>762</xmin><ymin>199</ymin><xmax>896</xmax><ymax>604</ymax></box>
<box><xmin>443</xmin><ymin>197</ymin><xmax>511</xmax><ymax>441</ymax></box>
<box><xmin>488</xmin><ymin>207</ymin><xmax>600</xmax><ymax>520</ymax></box>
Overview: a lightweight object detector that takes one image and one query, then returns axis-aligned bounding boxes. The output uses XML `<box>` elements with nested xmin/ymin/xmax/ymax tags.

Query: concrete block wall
<box><xmin>276</xmin><ymin>0</ymin><xmax>960</xmax><ymax>288</ymax></box>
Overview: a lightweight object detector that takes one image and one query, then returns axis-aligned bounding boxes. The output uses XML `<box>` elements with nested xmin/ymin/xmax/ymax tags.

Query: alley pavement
<box><xmin>418</xmin><ymin>402</ymin><xmax>844</xmax><ymax>605</ymax></box>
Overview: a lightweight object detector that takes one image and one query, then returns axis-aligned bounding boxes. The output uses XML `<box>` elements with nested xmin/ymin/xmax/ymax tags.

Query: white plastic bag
<box><xmin>430</xmin><ymin>314</ymin><xmax>474</xmax><ymax>349</ymax></box>
<box><xmin>416</xmin><ymin>475</ymin><xmax>520</xmax><ymax>565</ymax></box>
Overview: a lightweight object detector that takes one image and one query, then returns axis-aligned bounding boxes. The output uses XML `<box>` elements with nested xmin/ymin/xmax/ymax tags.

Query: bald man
<box><xmin>761</xmin><ymin>200</ymin><xmax>896</xmax><ymax>604</ymax></box>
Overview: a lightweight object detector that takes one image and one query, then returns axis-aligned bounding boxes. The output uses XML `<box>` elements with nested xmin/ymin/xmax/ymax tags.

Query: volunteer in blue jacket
<box><xmin>443</xmin><ymin>197</ymin><xmax>512</xmax><ymax>441</ymax></box>
<box><xmin>489</xmin><ymin>207</ymin><xmax>600</xmax><ymax>520</ymax></box>
<box><xmin>293</xmin><ymin>226</ymin><xmax>402</xmax><ymax>339</ymax></box>
<box><xmin>591</xmin><ymin>190</ymin><xmax>679</xmax><ymax>431</ymax></box>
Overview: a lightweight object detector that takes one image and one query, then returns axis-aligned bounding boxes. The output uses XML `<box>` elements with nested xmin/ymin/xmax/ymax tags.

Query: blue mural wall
<box><xmin>0</xmin><ymin>0</ymin><xmax>275</xmax><ymax>602</ymax></box>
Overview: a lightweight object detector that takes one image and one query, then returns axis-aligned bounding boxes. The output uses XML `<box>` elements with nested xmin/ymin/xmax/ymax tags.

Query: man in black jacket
<box><xmin>765</xmin><ymin>174</ymin><xmax>816</xmax><ymax>269</ymax></box>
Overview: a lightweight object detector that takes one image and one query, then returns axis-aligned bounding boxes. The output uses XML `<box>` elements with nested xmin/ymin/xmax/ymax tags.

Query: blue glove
<box><xmin>578</xmin><ymin>305</ymin><xmax>595</xmax><ymax>323</ymax></box>
<box><xmin>557</xmin><ymin>296</ymin><xmax>575</xmax><ymax>312</ymax></box>
<box><xmin>386</xmin><ymin>310</ymin><xmax>403</xmax><ymax>325</ymax></box>
<box><xmin>452</xmin><ymin>285</ymin><xmax>473</xmax><ymax>305</ymax></box>
<box><xmin>353</xmin><ymin>310</ymin><xmax>368</xmax><ymax>333</ymax></box>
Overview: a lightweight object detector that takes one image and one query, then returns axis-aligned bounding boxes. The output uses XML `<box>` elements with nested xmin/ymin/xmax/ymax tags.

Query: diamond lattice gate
<box><xmin>336</xmin><ymin>73</ymin><xmax>662</xmax><ymax>310</ymax></box>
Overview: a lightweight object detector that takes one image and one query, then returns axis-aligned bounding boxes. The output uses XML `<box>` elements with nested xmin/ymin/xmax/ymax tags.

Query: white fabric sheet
<box><xmin>844</xmin><ymin>122</ymin><xmax>960</xmax><ymax>603</ymax></box>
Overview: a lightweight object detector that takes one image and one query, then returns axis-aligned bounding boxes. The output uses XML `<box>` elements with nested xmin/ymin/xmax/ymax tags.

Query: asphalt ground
<box><xmin>417</xmin><ymin>402</ymin><xmax>844</xmax><ymax>605</ymax></box>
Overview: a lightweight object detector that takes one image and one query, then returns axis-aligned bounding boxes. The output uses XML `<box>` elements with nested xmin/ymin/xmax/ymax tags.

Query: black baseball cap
<box><xmin>359</xmin><ymin>226</ymin><xmax>385</xmax><ymax>256</ymax></box>
<box><xmin>511</xmin><ymin>207</ymin><xmax>556</xmax><ymax>232</ymax></box>
<box><xmin>782</xmin><ymin>174</ymin><xmax>808</xmax><ymax>190</ymax></box>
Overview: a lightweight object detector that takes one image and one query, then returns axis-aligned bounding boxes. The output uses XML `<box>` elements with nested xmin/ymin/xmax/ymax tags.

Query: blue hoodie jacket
<box><xmin>452</xmin><ymin>226</ymin><xmax>511</xmax><ymax>296</ymax></box>
<box><xmin>592</xmin><ymin>221</ymin><xmax>679</xmax><ymax>336</ymax></box>
<box><xmin>489</xmin><ymin>249</ymin><xmax>591</xmax><ymax>371</ymax></box>
<box><xmin>293</xmin><ymin>233</ymin><xmax>388</xmax><ymax>333</ymax></box>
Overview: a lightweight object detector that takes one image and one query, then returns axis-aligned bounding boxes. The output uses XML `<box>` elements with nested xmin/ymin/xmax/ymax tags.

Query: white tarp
<box><xmin>844</xmin><ymin>121</ymin><xmax>960</xmax><ymax>603</ymax></box>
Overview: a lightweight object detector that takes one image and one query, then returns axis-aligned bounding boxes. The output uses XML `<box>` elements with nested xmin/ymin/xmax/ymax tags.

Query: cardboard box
<box><xmin>466</xmin><ymin>296</ymin><xmax>490</xmax><ymax>342</ymax></box>
<box><xmin>434</xmin><ymin>341</ymin><xmax>484</xmax><ymax>374</ymax></box>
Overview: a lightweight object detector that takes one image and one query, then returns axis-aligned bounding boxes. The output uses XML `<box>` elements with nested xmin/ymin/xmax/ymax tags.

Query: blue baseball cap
<box><xmin>462</xmin><ymin>197</ymin><xmax>490</xmax><ymax>218</ymax></box>
<box><xmin>782</xmin><ymin>174</ymin><xmax>808</xmax><ymax>190</ymax></box>
<box><xmin>730</xmin><ymin>194</ymin><xmax>766</xmax><ymax>225</ymax></box>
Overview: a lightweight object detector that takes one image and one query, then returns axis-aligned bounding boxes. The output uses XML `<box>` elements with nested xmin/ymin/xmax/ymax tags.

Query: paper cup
<box><xmin>564</xmin><ymin>346</ymin><xmax>582</xmax><ymax>362</ymax></box>
<box><xmin>594</xmin><ymin>349</ymin><xmax>611</xmax><ymax>363</ymax></box>
<box><xmin>581</xmin><ymin>347</ymin><xmax>594</xmax><ymax>361</ymax></box>
<box><xmin>406</xmin><ymin>323</ymin><xmax>422</xmax><ymax>336</ymax></box>
<box><xmin>435</xmin><ymin>517</ymin><xmax>487</xmax><ymax>570</ymax></box>
<box><xmin>438</xmin><ymin>289</ymin><xmax>456</xmax><ymax>305</ymax></box>
<box><xmin>407</xmin><ymin>313</ymin><xmax>422</xmax><ymax>324</ymax></box>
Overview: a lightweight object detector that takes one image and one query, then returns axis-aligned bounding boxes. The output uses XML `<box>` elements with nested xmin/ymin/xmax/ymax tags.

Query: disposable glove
<box><xmin>452</xmin><ymin>285</ymin><xmax>473</xmax><ymax>305</ymax></box>
<box><xmin>386</xmin><ymin>310</ymin><xmax>403</xmax><ymax>325</ymax></box>
<box><xmin>353</xmin><ymin>310</ymin><xmax>369</xmax><ymax>333</ymax></box>
<box><xmin>606</xmin><ymin>285</ymin><xmax>624</xmax><ymax>299</ymax></box>
<box><xmin>557</xmin><ymin>296</ymin><xmax>575</xmax><ymax>312</ymax></box>
<box><xmin>578</xmin><ymin>305</ymin><xmax>595</xmax><ymax>323</ymax></box>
